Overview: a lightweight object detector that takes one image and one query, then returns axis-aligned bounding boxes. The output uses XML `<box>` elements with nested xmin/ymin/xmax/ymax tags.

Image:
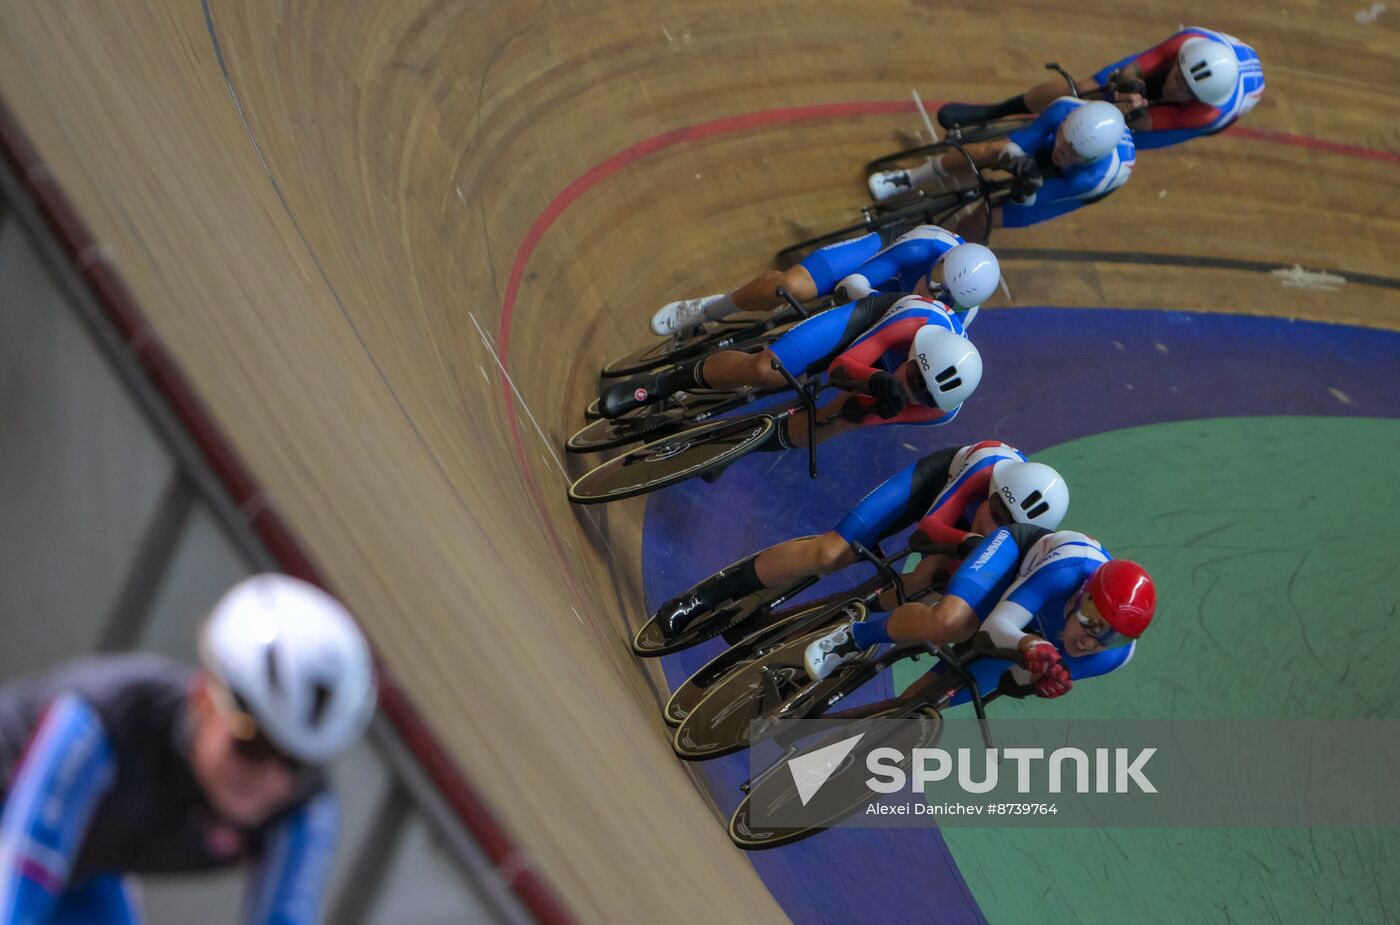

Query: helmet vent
<box><xmin>934</xmin><ymin>366</ymin><xmax>960</xmax><ymax>389</ymax></box>
<box><xmin>309</xmin><ymin>681</ymin><xmax>333</xmax><ymax>728</ymax></box>
<box><xmin>263</xmin><ymin>644</ymin><xmax>282</xmax><ymax>695</ymax></box>
<box><xmin>1190</xmin><ymin>63</ymin><xmax>1211</xmax><ymax>79</ymax></box>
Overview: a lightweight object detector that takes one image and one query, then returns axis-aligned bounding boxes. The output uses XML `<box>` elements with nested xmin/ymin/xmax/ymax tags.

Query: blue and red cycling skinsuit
<box><xmin>833</xmin><ymin>440</ymin><xmax>1024</xmax><ymax>550</ymax></box>
<box><xmin>769</xmin><ymin>293</ymin><xmax>971</xmax><ymax>428</ymax></box>
<box><xmin>0</xmin><ymin>655</ymin><xmax>337</xmax><ymax>925</ymax></box>
<box><xmin>1096</xmin><ymin>27</ymin><xmax>1265</xmax><ymax>150</ymax></box>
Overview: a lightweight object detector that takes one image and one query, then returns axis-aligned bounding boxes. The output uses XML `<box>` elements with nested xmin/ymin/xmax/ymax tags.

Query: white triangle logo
<box><xmin>787</xmin><ymin>733</ymin><xmax>865</xmax><ymax>806</ymax></box>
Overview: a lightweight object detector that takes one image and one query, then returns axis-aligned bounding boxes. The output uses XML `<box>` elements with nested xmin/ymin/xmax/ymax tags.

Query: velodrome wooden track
<box><xmin>1</xmin><ymin>2</ymin><xmax>1396</xmax><ymax>922</ymax></box>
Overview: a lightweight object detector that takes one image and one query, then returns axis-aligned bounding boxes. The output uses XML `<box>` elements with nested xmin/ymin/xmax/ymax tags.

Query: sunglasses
<box><xmin>1073</xmin><ymin>596</ymin><xmax>1125</xmax><ymax>647</ymax></box>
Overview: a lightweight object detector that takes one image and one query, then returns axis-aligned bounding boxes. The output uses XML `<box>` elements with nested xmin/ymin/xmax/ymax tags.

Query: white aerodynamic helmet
<box><xmin>939</xmin><ymin>243</ymin><xmax>1001</xmax><ymax>309</ymax></box>
<box><xmin>1061</xmin><ymin>101</ymin><xmax>1126</xmax><ymax>161</ymax></box>
<box><xmin>200</xmin><ymin>574</ymin><xmax>377</xmax><ymax>764</ymax></box>
<box><xmin>909</xmin><ymin>326</ymin><xmax>982</xmax><ymax>412</ymax></box>
<box><xmin>990</xmin><ymin>460</ymin><xmax>1070</xmax><ymax>529</ymax></box>
<box><xmin>1178</xmin><ymin>37</ymin><xmax>1239</xmax><ymax>106</ymax></box>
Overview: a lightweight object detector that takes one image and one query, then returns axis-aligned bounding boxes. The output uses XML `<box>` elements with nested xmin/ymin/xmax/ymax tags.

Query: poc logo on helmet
<box><xmin>999</xmin><ymin>485</ymin><xmax>1017</xmax><ymax>506</ymax></box>
<box><xmin>916</xmin><ymin>352</ymin><xmax>930</xmax><ymax>372</ymax></box>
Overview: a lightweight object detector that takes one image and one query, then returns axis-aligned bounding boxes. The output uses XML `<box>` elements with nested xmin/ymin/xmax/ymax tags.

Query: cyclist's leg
<box><xmin>721</xmin><ymin>229</ymin><xmax>883</xmax><ymax>318</ymax></box>
<box><xmin>705</xmin><ymin>296</ymin><xmax>871</xmax><ymax>390</ymax></box>
<box><xmin>752</xmin><ymin>451</ymin><xmax>927</xmax><ymax>588</ymax></box>
<box><xmin>689</xmin><ymin>231</ymin><xmax>881</xmax><ymax>324</ymax></box>
<box><xmin>1022</xmin><ymin>70</ymin><xmax>1107</xmax><ymax>112</ymax></box>
<box><xmin>881</xmin><ymin>139</ymin><xmax>1008</xmax><ymax>193</ymax></box>
<box><xmin>601</xmin><ymin>299</ymin><xmax>858</xmax><ymax>413</ymax></box>
<box><xmin>851</xmin><ymin>524</ymin><xmax>1019</xmax><ymax>652</ymax></box>
<box><xmin>940</xmin><ymin>59</ymin><xmax>1118</xmax><ymax>127</ymax></box>
<box><xmin>793</xmin><ymin>232</ymin><xmax>883</xmax><ymax>296</ymax></box>
<box><xmin>50</xmin><ymin>875</ymin><xmax>143</xmax><ymax>925</ymax></box>
<box><xmin>882</xmin><ymin>527</ymin><xmax>1020</xmax><ymax>643</ymax></box>
<box><xmin>723</xmin><ymin>268</ymin><xmax>813</xmax><ymax>315</ymax></box>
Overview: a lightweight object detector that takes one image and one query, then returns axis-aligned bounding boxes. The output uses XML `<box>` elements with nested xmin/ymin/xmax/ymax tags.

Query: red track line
<box><xmin>1228</xmin><ymin>125</ymin><xmax>1400</xmax><ymax>165</ymax></box>
<box><xmin>0</xmin><ymin>96</ymin><xmax>576</xmax><ymax>925</ymax></box>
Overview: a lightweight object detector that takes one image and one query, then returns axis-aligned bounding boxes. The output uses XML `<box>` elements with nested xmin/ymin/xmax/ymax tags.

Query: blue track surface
<box><xmin>641</xmin><ymin>307</ymin><xmax>1400</xmax><ymax>925</ymax></box>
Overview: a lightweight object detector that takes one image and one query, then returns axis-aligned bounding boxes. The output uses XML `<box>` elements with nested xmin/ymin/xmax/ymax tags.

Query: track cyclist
<box><xmin>803</xmin><ymin>527</ymin><xmax>1157</xmax><ymax>705</ymax></box>
<box><xmin>938</xmin><ymin>27</ymin><xmax>1264</xmax><ymax>150</ymax></box>
<box><xmin>0</xmin><ymin>575</ymin><xmax>376</xmax><ymax>925</ymax></box>
<box><xmin>867</xmin><ymin>98</ymin><xmax>1135</xmax><ymax>239</ymax></box>
<box><xmin>649</xmin><ymin>223</ymin><xmax>999</xmax><ymax>337</ymax></box>
<box><xmin>652</xmin><ymin>441</ymin><xmax>1069</xmax><ymax>638</ymax></box>
<box><xmin>600</xmin><ymin>292</ymin><xmax>982</xmax><ymax>446</ymax></box>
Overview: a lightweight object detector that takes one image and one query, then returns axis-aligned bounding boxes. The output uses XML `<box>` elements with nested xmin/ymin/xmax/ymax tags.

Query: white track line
<box><xmin>468</xmin><ymin>311</ymin><xmax>568</xmax><ymax>481</ymax></box>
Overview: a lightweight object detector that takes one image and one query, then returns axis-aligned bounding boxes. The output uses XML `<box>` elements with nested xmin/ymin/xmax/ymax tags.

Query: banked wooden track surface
<box><xmin>1</xmin><ymin>2</ymin><xmax>1396</xmax><ymax>921</ymax></box>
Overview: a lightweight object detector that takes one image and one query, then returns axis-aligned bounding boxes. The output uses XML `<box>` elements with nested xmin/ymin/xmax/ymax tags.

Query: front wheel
<box><xmin>663</xmin><ymin>598</ymin><xmax>865</xmax><ymax>726</ymax></box>
<box><xmin>566</xmin><ymin>389</ymin><xmax>745</xmax><ymax>454</ymax></box>
<box><xmin>671</xmin><ymin>624</ymin><xmax>879</xmax><ymax>760</ymax></box>
<box><xmin>567</xmin><ymin>414</ymin><xmax>774</xmax><ymax>505</ymax></box>
<box><xmin>600</xmin><ymin>313</ymin><xmax>779</xmax><ymax>378</ymax></box>
<box><xmin>601</xmin><ymin>330</ymin><xmax>718</xmax><ymax>378</ymax></box>
<box><xmin>728</xmin><ymin>704</ymin><xmax>942</xmax><ymax>850</ymax></box>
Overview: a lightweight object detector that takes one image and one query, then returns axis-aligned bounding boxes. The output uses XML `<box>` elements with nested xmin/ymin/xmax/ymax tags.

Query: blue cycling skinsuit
<box><xmin>1094</xmin><ymin>27</ymin><xmax>1265</xmax><ymax>150</ymax></box>
<box><xmin>798</xmin><ymin>224</ymin><xmax>967</xmax><ymax>297</ymax></box>
<box><xmin>1000</xmin><ymin>97</ymin><xmax>1137</xmax><ymax>228</ymax></box>
<box><xmin>0</xmin><ymin>655</ymin><xmax>337</xmax><ymax>925</ymax></box>
<box><xmin>832</xmin><ymin>441</ymin><xmax>1024</xmax><ymax>549</ymax></box>
<box><xmin>767</xmin><ymin>292</ymin><xmax>969</xmax><ymax>428</ymax></box>
<box><xmin>861</xmin><ymin>526</ymin><xmax>1136</xmax><ymax>704</ymax></box>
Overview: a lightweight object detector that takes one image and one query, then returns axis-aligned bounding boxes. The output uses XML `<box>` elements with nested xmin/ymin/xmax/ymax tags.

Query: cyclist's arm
<box><xmin>862</xmin><ymin>400</ymin><xmax>954</xmax><ymax>428</ymax></box>
<box><xmin>1018</xmin><ymin>166</ymin><xmax>1107</xmax><ymax>208</ymax></box>
<box><xmin>244</xmin><ymin>792</ymin><xmax>339</xmax><ymax>925</ymax></box>
<box><xmin>1005</xmin><ymin>98</ymin><xmax>1078</xmax><ymax>157</ymax></box>
<box><xmin>1061</xmin><ymin>641</ymin><xmax>1137</xmax><ymax>681</ymax></box>
<box><xmin>0</xmin><ymin>694</ymin><xmax>117</xmax><ymax>924</ymax></box>
<box><xmin>841</xmin><ymin>230</ymin><xmax>956</xmax><ymax>295</ymax></box>
<box><xmin>913</xmin><ymin>471</ymin><xmax>990</xmax><ymax>548</ymax></box>
<box><xmin>982</xmin><ymin>565</ymin><xmax>1081</xmax><ymax>651</ymax></box>
<box><xmin>826</xmin><ymin>316</ymin><xmax>926</xmax><ymax>391</ymax></box>
<box><xmin>1132</xmin><ymin>102</ymin><xmax>1219</xmax><ymax>134</ymax></box>
<box><xmin>1132</xmin><ymin>31</ymin><xmax>1195</xmax><ymax>80</ymax></box>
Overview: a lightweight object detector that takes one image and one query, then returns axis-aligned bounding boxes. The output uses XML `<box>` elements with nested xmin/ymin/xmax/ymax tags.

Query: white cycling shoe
<box><xmin>650</xmin><ymin>294</ymin><xmax>723</xmax><ymax>336</ymax></box>
<box><xmin>867</xmin><ymin>168</ymin><xmax>914</xmax><ymax>202</ymax></box>
<box><xmin>803</xmin><ymin>622</ymin><xmax>870</xmax><ymax>682</ymax></box>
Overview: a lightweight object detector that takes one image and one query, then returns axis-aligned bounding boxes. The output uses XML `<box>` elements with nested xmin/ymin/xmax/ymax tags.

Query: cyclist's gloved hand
<box><xmin>1022</xmin><ymin>641</ymin><xmax>1073</xmax><ymax>699</ymax></box>
<box><xmin>1107</xmin><ymin>71</ymin><xmax>1148</xmax><ymax>101</ymax></box>
<box><xmin>956</xmin><ymin>533</ymin><xmax>985</xmax><ymax>560</ymax></box>
<box><xmin>1007</xmin><ymin>155</ymin><xmax>1043</xmax><ymax>204</ymax></box>
<box><xmin>909</xmin><ymin>529</ymin><xmax>943</xmax><ymax>554</ymax></box>
<box><xmin>839</xmin><ymin>394</ymin><xmax>872</xmax><ymax>423</ymax></box>
<box><xmin>868</xmin><ymin>371</ymin><xmax>910</xmax><ymax>419</ymax></box>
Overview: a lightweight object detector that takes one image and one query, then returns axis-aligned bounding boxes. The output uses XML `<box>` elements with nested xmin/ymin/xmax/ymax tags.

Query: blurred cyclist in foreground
<box><xmin>0</xmin><ymin>574</ymin><xmax>377</xmax><ymax>925</ymax></box>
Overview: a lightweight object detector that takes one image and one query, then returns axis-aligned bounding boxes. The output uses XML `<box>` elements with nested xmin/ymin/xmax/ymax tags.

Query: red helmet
<box><xmin>1084</xmin><ymin>560</ymin><xmax>1156</xmax><ymax>639</ymax></box>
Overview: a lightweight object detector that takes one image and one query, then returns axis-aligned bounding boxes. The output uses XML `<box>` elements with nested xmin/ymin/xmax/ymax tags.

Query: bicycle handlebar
<box><xmin>1043</xmin><ymin>62</ymin><xmax>1079</xmax><ymax>98</ymax></box>
<box><xmin>773</xmin><ymin>285</ymin><xmax>811</xmax><ymax>319</ymax></box>
<box><xmin>768</xmin><ymin>356</ymin><xmax>819</xmax><ymax>479</ymax></box>
<box><xmin>847</xmin><ymin>541</ymin><xmax>908</xmax><ymax>608</ymax></box>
